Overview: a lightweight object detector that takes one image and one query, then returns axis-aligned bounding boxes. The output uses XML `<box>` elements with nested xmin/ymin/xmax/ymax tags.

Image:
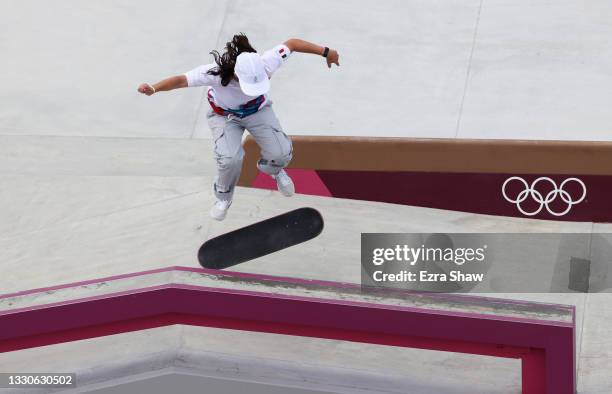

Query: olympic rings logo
<box><xmin>502</xmin><ymin>177</ymin><xmax>586</xmax><ymax>217</ymax></box>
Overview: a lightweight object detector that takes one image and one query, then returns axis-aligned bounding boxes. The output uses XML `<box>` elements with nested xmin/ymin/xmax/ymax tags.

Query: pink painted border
<box><xmin>0</xmin><ymin>282</ymin><xmax>573</xmax><ymax>329</ymax></box>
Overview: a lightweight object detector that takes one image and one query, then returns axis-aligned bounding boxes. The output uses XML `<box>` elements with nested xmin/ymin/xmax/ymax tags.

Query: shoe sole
<box><xmin>210</xmin><ymin>210</ymin><xmax>227</xmax><ymax>221</ymax></box>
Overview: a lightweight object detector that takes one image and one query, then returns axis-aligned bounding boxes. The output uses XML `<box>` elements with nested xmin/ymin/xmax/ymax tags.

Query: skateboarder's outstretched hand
<box><xmin>325</xmin><ymin>49</ymin><xmax>340</xmax><ymax>68</ymax></box>
<box><xmin>137</xmin><ymin>83</ymin><xmax>156</xmax><ymax>96</ymax></box>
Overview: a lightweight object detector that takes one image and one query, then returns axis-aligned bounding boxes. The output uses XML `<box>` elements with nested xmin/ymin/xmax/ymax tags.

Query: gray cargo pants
<box><xmin>207</xmin><ymin>104</ymin><xmax>293</xmax><ymax>201</ymax></box>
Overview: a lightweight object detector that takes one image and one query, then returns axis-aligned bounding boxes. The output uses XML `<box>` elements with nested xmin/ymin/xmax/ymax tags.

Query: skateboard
<box><xmin>198</xmin><ymin>207</ymin><xmax>324</xmax><ymax>269</ymax></box>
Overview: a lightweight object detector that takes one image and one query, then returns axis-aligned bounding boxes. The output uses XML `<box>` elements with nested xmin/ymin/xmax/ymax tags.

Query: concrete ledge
<box><xmin>0</xmin><ymin>267</ymin><xmax>575</xmax><ymax>393</ymax></box>
<box><xmin>239</xmin><ymin>136</ymin><xmax>612</xmax><ymax>186</ymax></box>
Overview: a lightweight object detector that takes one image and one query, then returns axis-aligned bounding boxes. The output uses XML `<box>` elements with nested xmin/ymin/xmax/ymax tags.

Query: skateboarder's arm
<box><xmin>284</xmin><ymin>38</ymin><xmax>340</xmax><ymax>68</ymax></box>
<box><xmin>137</xmin><ymin>75</ymin><xmax>188</xmax><ymax>96</ymax></box>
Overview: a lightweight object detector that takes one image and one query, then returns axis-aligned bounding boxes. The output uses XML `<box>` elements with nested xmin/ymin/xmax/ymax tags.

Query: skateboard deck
<box><xmin>198</xmin><ymin>207</ymin><xmax>324</xmax><ymax>269</ymax></box>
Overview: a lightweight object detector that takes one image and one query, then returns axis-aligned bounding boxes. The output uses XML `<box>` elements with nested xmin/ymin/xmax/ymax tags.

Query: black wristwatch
<box><xmin>322</xmin><ymin>47</ymin><xmax>329</xmax><ymax>58</ymax></box>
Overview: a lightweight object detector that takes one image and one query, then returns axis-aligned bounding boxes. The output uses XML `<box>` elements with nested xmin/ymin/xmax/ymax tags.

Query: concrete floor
<box><xmin>1</xmin><ymin>0</ymin><xmax>612</xmax><ymax>393</ymax></box>
<box><xmin>2</xmin><ymin>0</ymin><xmax>612</xmax><ymax>141</ymax></box>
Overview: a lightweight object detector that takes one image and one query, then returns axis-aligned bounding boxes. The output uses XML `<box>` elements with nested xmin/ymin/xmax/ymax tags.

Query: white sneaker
<box><xmin>210</xmin><ymin>199</ymin><xmax>232</xmax><ymax>221</ymax></box>
<box><xmin>274</xmin><ymin>170</ymin><xmax>295</xmax><ymax>197</ymax></box>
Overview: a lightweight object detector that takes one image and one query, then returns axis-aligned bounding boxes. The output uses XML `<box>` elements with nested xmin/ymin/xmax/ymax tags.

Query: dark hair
<box><xmin>207</xmin><ymin>33</ymin><xmax>256</xmax><ymax>86</ymax></box>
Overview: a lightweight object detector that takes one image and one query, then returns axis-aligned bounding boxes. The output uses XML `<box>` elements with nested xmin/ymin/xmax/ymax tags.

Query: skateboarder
<box><xmin>137</xmin><ymin>34</ymin><xmax>340</xmax><ymax>221</ymax></box>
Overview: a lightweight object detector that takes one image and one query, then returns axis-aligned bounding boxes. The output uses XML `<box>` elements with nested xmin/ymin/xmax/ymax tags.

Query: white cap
<box><xmin>235</xmin><ymin>52</ymin><xmax>270</xmax><ymax>96</ymax></box>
